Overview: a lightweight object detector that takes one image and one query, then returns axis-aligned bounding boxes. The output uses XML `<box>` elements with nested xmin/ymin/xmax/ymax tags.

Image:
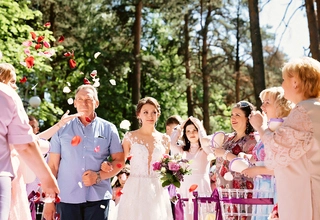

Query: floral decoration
<box><xmin>152</xmin><ymin>154</ymin><xmax>192</xmax><ymax>188</ymax></box>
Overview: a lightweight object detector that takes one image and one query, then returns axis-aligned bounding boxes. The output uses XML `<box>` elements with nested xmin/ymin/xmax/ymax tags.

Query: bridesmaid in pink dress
<box><xmin>171</xmin><ymin>116</ymin><xmax>214</xmax><ymax>220</ymax></box>
<box><xmin>250</xmin><ymin>57</ymin><xmax>320</xmax><ymax>220</ymax></box>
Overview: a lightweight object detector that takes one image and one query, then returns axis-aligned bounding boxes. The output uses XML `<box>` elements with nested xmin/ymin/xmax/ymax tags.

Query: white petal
<box><xmin>94</xmin><ymin>52</ymin><xmax>101</xmax><ymax>59</ymax></box>
<box><xmin>63</xmin><ymin>86</ymin><xmax>71</xmax><ymax>93</ymax></box>
<box><xmin>120</xmin><ymin>120</ymin><xmax>131</xmax><ymax>130</ymax></box>
<box><xmin>93</xmin><ymin>81</ymin><xmax>100</xmax><ymax>87</ymax></box>
<box><xmin>67</xmin><ymin>98</ymin><xmax>74</xmax><ymax>105</ymax></box>
<box><xmin>109</xmin><ymin>79</ymin><xmax>116</xmax><ymax>85</ymax></box>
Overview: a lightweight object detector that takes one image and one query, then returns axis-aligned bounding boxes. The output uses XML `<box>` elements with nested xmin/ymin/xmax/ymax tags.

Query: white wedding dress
<box><xmin>116</xmin><ymin>132</ymin><xmax>173</xmax><ymax>220</ymax></box>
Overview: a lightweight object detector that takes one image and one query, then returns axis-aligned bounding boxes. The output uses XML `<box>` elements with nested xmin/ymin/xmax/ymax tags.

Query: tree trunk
<box><xmin>184</xmin><ymin>12</ymin><xmax>193</xmax><ymax>117</ymax></box>
<box><xmin>235</xmin><ymin>0</ymin><xmax>241</xmax><ymax>102</ymax></box>
<box><xmin>248</xmin><ymin>0</ymin><xmax>265</xmax><ymax>108</ymax></box>
<box><xmin>305</xmin><ymin>0</ymin><xmax>320</xmax><ymax>61</ymax></box>
<box><xmin>201</xmin><ymin>1</ymin><xmax>212</xmax><ymax>133</ymax></box>
<box><xmin>132</xmin><ymin>0</ymin><xmax>142</xmax><ymax>129</ymax></box>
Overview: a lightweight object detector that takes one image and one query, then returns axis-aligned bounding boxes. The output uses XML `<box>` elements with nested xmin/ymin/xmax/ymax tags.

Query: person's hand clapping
<box><xmin>249</xmin><ymin>110</ymin><xmax>264</xmax><ymax>130</ymax></box>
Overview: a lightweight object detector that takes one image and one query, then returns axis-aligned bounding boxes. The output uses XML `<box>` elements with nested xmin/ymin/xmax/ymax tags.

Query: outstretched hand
<box><xmin>58</xmin><ymin>110</ymin><xmax>83</xmax><ymax>127</ymax></box>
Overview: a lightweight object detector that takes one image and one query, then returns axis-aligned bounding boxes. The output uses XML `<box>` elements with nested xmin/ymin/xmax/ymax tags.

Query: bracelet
<box><xmin>95</xmin><ymin>171</ymin><xmax>101</xmax><ymax>184</ymax></box>
<box><xmin>223</xmin><ymin>150</ymin><xmax>230</xmax><ymax>160</ymax></box>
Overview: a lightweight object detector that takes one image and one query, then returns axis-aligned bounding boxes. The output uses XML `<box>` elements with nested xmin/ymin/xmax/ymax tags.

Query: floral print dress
<box><xmin>215</xmin><ymin>132</ymin><xmax>256</xmax><ymax>191</ymax></box>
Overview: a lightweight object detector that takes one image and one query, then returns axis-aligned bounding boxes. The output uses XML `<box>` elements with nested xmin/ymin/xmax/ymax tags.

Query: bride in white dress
<box><xmin>116</xmin><ymin>97</ymin><xmax>173</xmax><ymax>220</ymax></box>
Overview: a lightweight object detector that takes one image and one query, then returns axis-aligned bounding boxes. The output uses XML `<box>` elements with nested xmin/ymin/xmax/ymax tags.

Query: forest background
<box><xmin>1</xmin><ymin>0</ymin><xmax>318</xmax><ymax>137</ymax></box>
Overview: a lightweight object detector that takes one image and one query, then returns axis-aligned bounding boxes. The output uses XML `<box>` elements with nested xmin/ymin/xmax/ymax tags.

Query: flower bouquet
<box><xmin>152</xmin><ymin>154</ymin><xmax>192</xmax><ymax>188</ymax></box>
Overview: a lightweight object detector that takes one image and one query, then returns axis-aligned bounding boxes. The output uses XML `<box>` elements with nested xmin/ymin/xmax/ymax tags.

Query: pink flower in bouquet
<box><xmin>152</xmin><ymin>161</ymin><xmax>161</xmax><ymax>171</ymax></box>
<box><xmin>168</xmin><ymin>161</ymin><xmax>180</xmax><ymax>171</ymax></box>
<box><xmin>163</xmin><ymin>154</ymin><xmax>170</xmax><ymax>159</ymax></box>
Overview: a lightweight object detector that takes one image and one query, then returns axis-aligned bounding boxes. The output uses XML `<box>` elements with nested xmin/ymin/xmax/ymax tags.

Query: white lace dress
<box><xmin>116</xmin><ymin>132</ymin><xmax>173</xmax><ymax>220</ymax></box>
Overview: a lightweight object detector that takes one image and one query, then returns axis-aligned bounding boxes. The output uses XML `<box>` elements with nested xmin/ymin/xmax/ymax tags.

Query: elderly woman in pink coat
<box><xmin>250</xmin><ymin>57</ymin><xmax>320</xmax><ymax>220</ymax></box>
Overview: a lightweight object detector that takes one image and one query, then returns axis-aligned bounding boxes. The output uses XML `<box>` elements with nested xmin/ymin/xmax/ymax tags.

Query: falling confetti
<box><xmin>83</xmin><ymin>78</ymin><xmax>90</xmax><ymax>85</ymax></box>
<box><xmin>127</xmin><ymin>155</ymin><xmax>132</xmax><ymax>160</ymax></box>
<box><xmin>94</xmin><ymin>52</ymin><xmax>101</xmax><ymax>59</ymax></box>
<box><xmin>85</xmin><ymin>117</ymin><xmax>92</xmax><ymax>122</ymax></box>
<box><xmin>94</xmin><ymin>146</ymin><xmax>100</xmax><ymax>153</ymax></box>
<box><xmin>31</xmin><ymin>83</ymin><xmax>38</xmax><ymax>90</ymax></box>
<box><xmin>58</xmin><ymin>36</ymin><xmax>64</xmax><ymax>43</ymax></box>
<box><xmin>93</xmin><ymin>81</ymin><xmax>100</xmax><ymax>88</ymax></box>
<box><xmin>116</xmin><ymin>163</ymin><xmax>122</xmax><ymax>168</ymax></box>
<box><xmin>44</xmin><ymin>22</ymin><xmax>51</xmax><ymax>27</ymax></box>
<box><xmin>109</xmin><ymin>79</ymin><xmax>116</xmax><ymax>86</ymax></box>
<box><xmin>19</xmin><ymin>76</ymin><xmax>27</xmax><ymax>84</ymax></box>
<box><xmin>67</xmin><ymin>98</ymin><xmax>74</xmax><ymax>105</ymax></box>
<box><xmin>120</xmin><ymin>120</ymin><xmax>131</xmax><ymax>130</ymax></box>
<box><xmin>63</xmin><ymin>86</ymin><xmax>71</xmax><ymax>93</ymax></box>
<box><xmin>78</xmin><ymin>182</ymin><xmax>83</xmax><ymax>188</ymax></box>
<box><xmin>90</xmin><ymin>70</ymin><xmax>97</xmax><ymax>78</ymax></box>
<box><xmin>189</xmin><ymin>184</ymin><xmax>198</xmax><ymax>192</ymax></box>
<box><xmin>67</xmin><ymin>82</ymin><xmax>71</xmax><ymax>86</ymax></box>
<box><xmin>71</xmin><ymin>135</ymin><xmax>81</xmax><ymax>146</ymax></box>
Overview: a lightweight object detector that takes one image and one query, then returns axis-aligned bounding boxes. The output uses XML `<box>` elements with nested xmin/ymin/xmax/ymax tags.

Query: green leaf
<box><xmin>173</xmin><ymin>181</ymin><xmax>180</xmax><ymax>188</ymax></box>
<box><xmin>162</xmin><ymin>180</ymin><xmax>171</xmax><ymax>188</ymax></box>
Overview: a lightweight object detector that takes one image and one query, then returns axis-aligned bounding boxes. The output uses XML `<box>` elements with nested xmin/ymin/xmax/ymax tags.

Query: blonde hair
<box><xmin>260</xmin><ymin>87</ymin><xmax>292</xmax><ymax>118</ymax></box>
<box><xmin>75</xmin><ymin>85</ymin><xmax>99</xmax><ymax>101</ymax></box>
<box><xmin>282</xmin><ymin>57</ymin><xmax>320</xmax><ymax>98</ymax></box>
<box><xmin>0</xmin><ymin>63</ymin><xmax>15</xmax><ymax>84</ymax></box>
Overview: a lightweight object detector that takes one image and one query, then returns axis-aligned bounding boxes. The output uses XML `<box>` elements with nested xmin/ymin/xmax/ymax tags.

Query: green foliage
<box><xmin>1</xmin><ymin>0</ymin><xmax>285</xmax><ymax>135</ymax></box>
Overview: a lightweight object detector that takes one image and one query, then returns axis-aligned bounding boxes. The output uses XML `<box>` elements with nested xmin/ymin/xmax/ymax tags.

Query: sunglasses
<box><xmin>237</xmin><ymin>101</ymin><xmax>251</xmax><ymax>108</ymax></box>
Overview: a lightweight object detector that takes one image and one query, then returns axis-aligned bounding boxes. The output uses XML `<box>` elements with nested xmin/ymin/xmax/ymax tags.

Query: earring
<box><xmin>138</xmin><ymin>118</ymin><xmax>142</xmax><ymax>125</ymax></box>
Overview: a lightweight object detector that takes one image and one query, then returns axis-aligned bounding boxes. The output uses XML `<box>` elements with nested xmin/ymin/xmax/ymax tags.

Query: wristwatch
<box><xmin>95</xmin><ymin>171</ymin><xmax>101</xmax><ymax>184</ymax></box>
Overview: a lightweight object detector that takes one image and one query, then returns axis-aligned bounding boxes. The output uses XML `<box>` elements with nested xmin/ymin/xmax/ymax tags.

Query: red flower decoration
<box><xmin>246</xmin><ymin>180</ymin><xmax>254</xmax><ymax>189</ymax></box>
<box><xmin>71</xmin><ymin>135</ymin><xmax>81</xmax><ymax>146</ymax></box>
<box><xmin>37</xmin><ymin>36</ymin><xmax>45</xmax><ymax>43</ymax></box>
<box><xmin>83</xmin><ymin>78</ymin><xmax>90</xmax><ymax>85</ymax></box>
<box><xmin>25</xmin><ymin>56</ymin><xmax>35</xmax><ymax>68</ymax></box>
<box><xmin>247</xmin><ymin>192</ymin><xmax>253</xmax><ymax>199</ymax></box>
<box><xmin>58</xmin><ymin>36</ymin><xmax>65</xmax><ymax>43</ymax></box>
<box><xmin>116</xmin><ymin>163</ymin><xmax>122</xmax><ymax>168</ymax></box>
<box><xmin>19</xmin><ymin>76</ymin><xmax>27</xmax><ymax>84</ymax></box>
<box><xmin>85</xmin><ymin>117</ymin><xmax>92</xmax><ymax>122</ymax></box>
<box><xmin>189</xmin><ymin>184</ymin><xmax>198</xmax><ymax>192</ymax></box>
<box><xmin>44</xmin><ymin>22</ymin><xmax>51</xmax><ymax>27</ymax></box>
<box><xmin>69</xmin><ymin>59</ymin><xmax>76</xmax><ymax>69</ymax></box>
<box><xmin>35</xmin><ymin>44</ymin><xmax>42</xmax><ymax>50</ymax></box>
<box><xmin>30</xmin><ymin>32</ymin><xmax>36</xmax><ymax>40</ymax></box>
<box><xmin>232</xmin><ymin>144</ymin><xmax>242</xmax><ymax>155</ymax></box>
